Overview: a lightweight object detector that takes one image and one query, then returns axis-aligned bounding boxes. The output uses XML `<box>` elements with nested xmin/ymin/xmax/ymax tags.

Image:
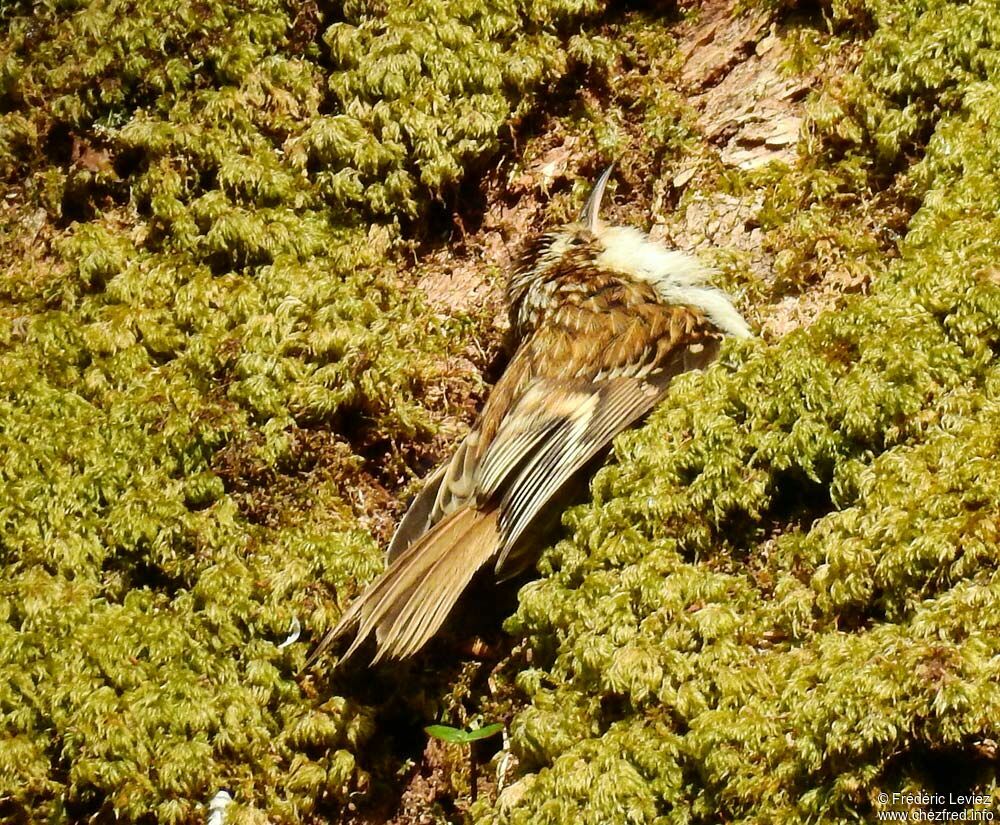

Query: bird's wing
<box><xmin>493</xmin><ymin>378</ymin><xmax>660</xmax><ymax>551</ymax></box>
<box><xmin>492</xmin><ymin>343</ymin><xmax>721</xmax><ymax>571</ymax></box>
<box><xmin>385</xmin><ymin>338</ymin><xmax>552</xmax><ymax>559</ymax></box>
<box><xmin>387</xmin><ymin>462</ymin><xmax>448</xmax><ymax>562</ymax></box>
<box><xmin>389</xmin><ymin>285</ymin><xmax>724</xmax><ymax>571</ymax></box>
<box><xmin>474</xmin><ymin>379</ymin><xmax>580</xmax><ymax>501</ymax></box>
<box><xmin>479</xmin><ymin>294</ymin><xmax>724</xmax><ymax>571</ymax></box>
<box><xmin>387</xmin><ymin>430</ymin><xmax>482</xmax><ymax>562</ymax></box>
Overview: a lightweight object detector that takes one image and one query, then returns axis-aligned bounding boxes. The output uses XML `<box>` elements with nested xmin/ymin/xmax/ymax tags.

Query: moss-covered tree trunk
<box><xmin>2</xmin><ymin>0</ymin><xmax>999</xmax><ymax>823</ymax></box>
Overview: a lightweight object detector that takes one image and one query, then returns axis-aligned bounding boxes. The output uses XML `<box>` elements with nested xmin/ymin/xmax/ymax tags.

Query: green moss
<box><xmin>7</xmin><ymin>0</ymin><xmax>1000</xmax><ymax>820</ymax></box>
<box><xmin>0</xmin><ymin>0</ymin><xmax>610</xmax><ymax>820</ymax></box>
<box><xmin>478</xmin><ymin>2</ymin><xmax>1000</xmax><ymax>823</ymax></box>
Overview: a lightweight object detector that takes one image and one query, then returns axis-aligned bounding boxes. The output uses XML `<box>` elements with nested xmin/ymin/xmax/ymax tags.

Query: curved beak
<box><xmin>578</xmin><ymin>163</ymin><xmax>615</xmax><ymax>232</ymax></box>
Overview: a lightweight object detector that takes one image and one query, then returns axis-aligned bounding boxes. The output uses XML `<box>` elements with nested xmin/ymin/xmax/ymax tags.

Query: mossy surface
<box><xmin>0</xmin><ymin>0</ymin><xmax>607</xmax><ymax>821</ymax></box>
<box><xmin>478</xmin><ymin>1</ymin><xmax>1000</xmax><ymax>822</ymax></box>
<box><xmin>5</xmin><ymin>0</ymin><xmax>1000</xmax><ymax>822</ymax></box>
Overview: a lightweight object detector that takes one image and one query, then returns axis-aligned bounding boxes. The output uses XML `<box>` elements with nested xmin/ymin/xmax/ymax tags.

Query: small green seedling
<box><xmin>424</xmin><ymin>722</ymin><xmax>504</xmax><ymax>745</ymax></box>
<box><xmin>424</xmin><ymin>722</ymin><xmax>504</xmax><ymax>801</ymax></box>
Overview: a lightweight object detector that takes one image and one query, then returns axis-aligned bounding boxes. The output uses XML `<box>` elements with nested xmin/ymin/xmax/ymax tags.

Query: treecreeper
<box><xmin>306</xmin><ymin>165</ymin><xmax>752</xmax><ymax>668</ymax></box>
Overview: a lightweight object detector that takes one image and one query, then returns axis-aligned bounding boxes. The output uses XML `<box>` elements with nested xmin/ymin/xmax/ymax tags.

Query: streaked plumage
<box><xmin>306</xmin><ymin>165</ymin><xmax>752</xmax><ymax>667</ymax></box>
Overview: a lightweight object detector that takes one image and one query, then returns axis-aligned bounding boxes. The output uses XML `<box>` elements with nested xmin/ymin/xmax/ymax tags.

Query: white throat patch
<box><xmin>595</xmin><ymin>225</ymin><xmax>752</xmax><ymax>338</ymax></box>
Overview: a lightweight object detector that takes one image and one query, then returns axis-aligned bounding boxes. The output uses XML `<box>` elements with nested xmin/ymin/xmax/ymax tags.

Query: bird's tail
<box><xmin>305</xmin><ymin>506</ymin><xmax>499</xmax><ymax>668</ymax></box>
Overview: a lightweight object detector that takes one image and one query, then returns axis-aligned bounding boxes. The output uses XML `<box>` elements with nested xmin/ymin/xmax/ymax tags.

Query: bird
<box><xmin>306</xmin><ymin>164</ymin><xmax>752</xmax><ymax>668</ymax></box>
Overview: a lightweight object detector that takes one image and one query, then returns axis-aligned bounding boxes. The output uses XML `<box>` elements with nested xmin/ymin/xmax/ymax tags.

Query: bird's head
<box><xmin>508</xmin><ymin>165</ymin><xmax>751</xmax><ymax>339</ymax></box>
<box><xmin>508</xmin><ymin>165</ymin><xmax>614</xmax><ymax>304</ymax></box>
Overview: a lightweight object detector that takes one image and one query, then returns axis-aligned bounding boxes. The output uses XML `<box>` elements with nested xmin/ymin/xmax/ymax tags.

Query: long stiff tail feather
<box><xmin>304</xmin><ymin>506</ymin><xmax>499</xmax><ymax>668</ymax></box>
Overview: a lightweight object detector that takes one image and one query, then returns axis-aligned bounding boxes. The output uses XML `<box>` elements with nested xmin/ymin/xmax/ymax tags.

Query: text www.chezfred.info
<box><xmin>875</xmin><ymin>792</ymin><xmax>995</xmax><ymax>822</ymax></box>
